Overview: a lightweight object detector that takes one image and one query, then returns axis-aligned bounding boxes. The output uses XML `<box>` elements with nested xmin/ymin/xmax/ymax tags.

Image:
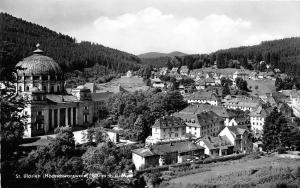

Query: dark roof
<box><xmin>186</xmin><ymin>91</ymin><xmax>219</xmax><ymax>101</ymax></box>
<box><xmin>132</xmin><ymin>141</ymin><xmax>204</xmax><ymax>157</ymax></box>
<box><xmin>46</xmin><ymin>94</ymin><xmax>78</xmax><ymax>103</ymax></box>
<box><xmin>152</xmin><ymin>141</ymin><xmax>204</xmax><ymax>154</ymax></box>
<box><xmin>91</xmin><ymin>92</ymin><xmax>114</xmax><ymax>101</ymax></box>
<box><xmin>132</xmin><ymin>148</ymin><xmax>157</xmax><ymax>157</ymax></box>
<box><xmin>199</xmin><ymin>135</ymin><xmax>233</xmax><ymax>150</ymax></box>
<box><xmin>152</xmin><ymin>116</ymin><xmax>186</xmax><ymax>128</ymax></box>
<box><xmin>227</xmin><ymin>125</ymin><xmax>249</xmax><ymax>136</ymax></box>
<box><xmin>249</xmin><ymin>106</ymin><xmax>272</xmax><ymax>118</ymax></box>
<box><xmin>178</xmin><ymin>104</ymin><xmax>231</xmax><ymax>118</ymax></box>
<box><xmin>196</xmin><ymin>111</ymin><xmax>224</xmax><ymax>128</ymax></box>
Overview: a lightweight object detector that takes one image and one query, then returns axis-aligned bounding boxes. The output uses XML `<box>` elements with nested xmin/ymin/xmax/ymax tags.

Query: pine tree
<box><xmin>263</xmin><ymin>108</ymin><xmax>281</xmax><ymax>152</ymax></box>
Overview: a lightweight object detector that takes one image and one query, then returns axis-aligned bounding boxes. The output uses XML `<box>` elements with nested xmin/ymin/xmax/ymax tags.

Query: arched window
<box><xmin>57</xmin><ymin>85</ymin><xmax>60</xmax><ymax>92</ymax></box>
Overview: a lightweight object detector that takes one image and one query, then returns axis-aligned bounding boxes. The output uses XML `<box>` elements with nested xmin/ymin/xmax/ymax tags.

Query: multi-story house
<box><xmin>174</xmin><ymin>104</ymin><xmax>232</xmax><ymax>127</ymax></box>
<box><xmin>249</xmin><ymin>106</ymin><xmax>272</xmax><ymax>133</ymax></box>
<box><xmin>185</xmin><ymin>91</ymin><xmax>221</xmax><ymax>106</ymax></box>
<box><xmin>233</xmin><ymin>69</ymin><xmax>249</xmax><ymax>80</ymax></box>
<box><xmin>151</xmin><ymin>78</ymin><xmax>165</xmax><ymax>88</ymax></box>
<box><xmin>219</xmin><ymin>125</ymin><xmax>253</xmax><ymax>153</ymax></box>
<box><xmin>159</xmin><ymin>67</ymin><xmax>169</xmax><ymax>75</ymax></box>
<box><xmin>222</xmin><ymin>96</ymin><xmax>261</xmax><ymax>112</ymax></box>
<box><xmin>132</xmin><ymin>141</ymin><xmax>204</xmax><ymax>170</ymax></box>
<box><xmin>174</xmin><ymin>110</ymin><xmax>224</xmax><ymax>138</ymax></box>
<box><xmin>196</xmin><ymin>135</ymin><xmax>234</xmax><ymax>157</ymax></box>
<box><xmin>180</xmin><ymin>66</ymin><xmax>190</xmax><ymax>76</ymax></box>
<box><xmin>145</xmin><ymin>116</ymin><xmax>187</xmax><ymax>144</ymax></box>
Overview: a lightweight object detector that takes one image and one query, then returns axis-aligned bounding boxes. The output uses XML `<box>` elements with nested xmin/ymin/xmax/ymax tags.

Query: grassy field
<box><xmin>194</xmin><ymin>68</ymin><xmax>252</xmax><ymax>75</ymax></box>
<box><xmin>166</xmin><ymin>154</ymin><xmax>300</xmax><ymax>188</ymax></box>
<box><xmin>247</xmin><ymin>79</ymin><xmax>276</xmax><ymax>96</ymax></box>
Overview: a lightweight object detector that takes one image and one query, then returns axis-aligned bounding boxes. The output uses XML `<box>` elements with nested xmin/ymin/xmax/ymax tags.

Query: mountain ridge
<box><xmin>138</xmin><ymin>51</ymin><xmax>187</xmax><ymax>59</ymax></box>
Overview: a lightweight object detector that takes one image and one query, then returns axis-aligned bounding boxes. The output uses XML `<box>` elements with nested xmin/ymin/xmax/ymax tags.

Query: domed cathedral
<box><xmin>16</xmin><ymin>44</ymin><xmax>64</xmax><ymax>93</ymax></box>
<box><xmin>17</xmin><ymin>44</ymin><xmax>96</xmax><ymax>137</ymax></box>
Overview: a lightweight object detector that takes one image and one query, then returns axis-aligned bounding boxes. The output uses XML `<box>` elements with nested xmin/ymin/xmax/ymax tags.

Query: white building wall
<box><xmin>132</xmin><ymin>153</ymin><xmax>145</xmax><ymax>170</ymax></box>
<box><xmin>250</xmin><ymin>116</ymin><xmax>264</xmax><ymax>131</ymax></box>
<box><xmin>219</xmin><ymin>127</ymin><xmax>235</xmax><ymax>145</ymax></box>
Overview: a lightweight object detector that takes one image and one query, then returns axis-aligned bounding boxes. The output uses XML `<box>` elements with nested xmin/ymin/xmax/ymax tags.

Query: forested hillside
<box><xmin>141</xmin><ymin>37</ymin><xmax>300</xmax><ymax>76</ymax></box>
<box><xmin>213</xmin><ymin>37</ymin><xmax>300</xmax><ymax>75</ymax></box>
<box><xmin>141</xmin><ymin>54</ymin><xmax>213</xmax><ymax>69</ymax></box>
<box><xmin>138</xmin><ymin>51</ymin><xmax>186</xmax><ymax>58</ymax></box>
<box><xmin>0</xmin><ymin>13</ymin><xmax>141</xmax><ymax>74</ymax></box>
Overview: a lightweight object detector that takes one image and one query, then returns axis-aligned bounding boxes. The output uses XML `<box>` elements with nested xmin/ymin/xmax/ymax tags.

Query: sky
<box><xmin>1</xmin><ymin>0</ymin><xmax>300</xmax><ymax>55</ymax></box>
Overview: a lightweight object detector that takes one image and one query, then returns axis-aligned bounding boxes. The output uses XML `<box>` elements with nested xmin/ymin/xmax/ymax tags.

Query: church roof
<box><xmin>16</xmin><ymin>44</ymin><xmax>62</xmax><ymax>76</ymax></box>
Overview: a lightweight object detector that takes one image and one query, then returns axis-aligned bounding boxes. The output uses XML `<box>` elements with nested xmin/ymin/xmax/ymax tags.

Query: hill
<box><xmin>138</xmin><ymin>51</ymin><xmax>187</xmax><ymax>58</ymax></box>
<box><xmin>0</xmin><ymin>12</ymin><xmax>141</xmax><ymax>74</ymax></box>
<box><xmin>213</xmin><ymin>37</ymin><xmax>300</xmax><ymax>75</ymax></box>
<box><xmin>168</xmin><ymin>154</ymin><xmax>300</xmax><ymax>188</ymax></box>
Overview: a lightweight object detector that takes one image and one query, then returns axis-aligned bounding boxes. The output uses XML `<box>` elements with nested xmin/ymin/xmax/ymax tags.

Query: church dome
<box><xmin>16</xmin><ymin>44</ymin><xmax>63</xmax><ymax>76</ymax></box>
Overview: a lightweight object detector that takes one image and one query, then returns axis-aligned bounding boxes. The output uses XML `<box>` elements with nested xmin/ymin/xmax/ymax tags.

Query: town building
<box><xmin>180</xmin><ymin>66</ymin><xmax>189</xmax><ymax>76</ymax></box>
<box><xmin>249</xmin><ymin>106</ymin><xmax>272</xmax><ymax>133</ymax></box>
<box><xmin>185</xmin><ymin>91</ymin><xmax>221</xmax><ymax>106</ymax></box>
<box><xmin>226</xmin><ymin>116</ymin><xmax>250</xmax><ymax>127</ymax></box>
<box><xmin>196</xmin><ymin>136</ymin><xmax>234</xmax><ymax>157</ymax></box>
<box><xmin>159</xmin><ymin>67</ymin><xmax>169</xmax><ymax>75</ymax></box>
<box><xmin>132</xmin><ymin>141</ymin><xmax>204</xmax><ymax>170</ymax></box>
<box><xmin>173</xmin><ymin>104</ymin><xmax>232</xmax><ymax>127</ymax></box>
<box><xmin>91</xmin><ymin>91</ymin><xmax>114</xmax><ymax>122</ymax></box>
<box><xmin>151</xmin><ymin>77</ymin><xmax>165</xmax><ymax>88</ymax></box>
<box><xmin>16</xmin><ymin>45</ymin><xmax>96</xmax><ymax>137</ymax></box>
<box><xmin>174</xmin><ymin>110</ymin><xmax>224</xmax><ymax>138</ymax></box>
<box><xmin>219</xmin><ymin>125</ymin><xmax>253</xmax><ymax>153</ymax></box>
<box><xmin>145</xmin><ymin>116</ymin><xmax>187</xmax><ymax>144</ymax></box>
<box><xmin>222</xmin><ymin>96</ymin><xmax>261</xmax><ymax>112</ymax></box>
<box><xmin>233</xmin><ymin>69</ymin><xmax>248</xmax><ymax>80</ymax></box>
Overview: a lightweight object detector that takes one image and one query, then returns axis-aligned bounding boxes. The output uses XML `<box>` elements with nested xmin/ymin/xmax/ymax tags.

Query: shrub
<box><xmin>277</xmin><ymin>147</ymin><xmax>287</xmax><ymax>154</ymax></box>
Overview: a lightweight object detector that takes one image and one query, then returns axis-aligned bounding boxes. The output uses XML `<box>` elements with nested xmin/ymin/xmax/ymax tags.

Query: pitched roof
<box><xmin>226</xmin><ymin>125</ymin><xmax>248</xmax><ymax>137</ymax></box>
<box><xmin>173</xmin><ymin>104</ymin><xmax>231</xmax><ymax>119</ymax></box>
<box><xmin>91</xmin><ymin>92</ymin><xmax>114</xmax><ymax>101</ymax></box>
<box><xmin>205</xmin><ymin>77</ymin><xmax>215</xmax><ymax>83</ymax></box>
<box><xmin>249</xmin><ymin>106</ymin><xmax>272</xmax><ymax>118</ymax></box>
<box><xmin>46</xmin><ymin>94</ymin><xmax>78</xmax><ymax>103</ymax></box>
<box><xmin>186</xmin><ymin>91</ymin><xmax>219</xmax><ymax>101</ymax></box>
<box><xmin>199</xmin><ymin>135</ymin><xmax>233</xmax><ymax>150</ymax></box>
<box><xmin>132</xmin><ymin>148</ymin><xmax>157</xmax><ymax>157</ymax></box>
<box><xmin>152</xmin><ymin>141</ymin><xmax>204</xmax><ymax>154</ymax></box>
<box><xmin>196</xmin><ymin>111</ymin><xmax>224</xmax><ymax>128</ymax></box>
<box><xmin>152</xmin><ymin>116</ymin><xmax>186</xmax><ymax>128</ymax></box>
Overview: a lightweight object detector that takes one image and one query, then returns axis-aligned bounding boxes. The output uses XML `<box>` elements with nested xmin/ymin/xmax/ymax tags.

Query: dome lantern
<box><xmin>33</xmin><ymin>43</ymin><xmax>44</xmax><ymax>54</ymax></box>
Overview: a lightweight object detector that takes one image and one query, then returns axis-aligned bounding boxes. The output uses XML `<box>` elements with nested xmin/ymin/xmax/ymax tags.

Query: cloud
<box><xmin>69</xmin><ymin>7</ymin><xmax>280</xmax><ymax>54</ymax></box>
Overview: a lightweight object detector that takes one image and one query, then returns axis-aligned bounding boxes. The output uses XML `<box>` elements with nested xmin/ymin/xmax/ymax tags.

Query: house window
<box><xmin>84</xmin><ymin>106</ymin><xmax>88</xmax><ymax>110</ymax></box>
<box><xmin>26</xmin><ymin>86</ymin><xmax>29</xmax><ymax>91</ymax></box>
<box><xmin>43</xmin><ymin>85</ymin><xmax>47</xmax><ymax>91</ymax></box>
<box><xmin>175</xmin><ymin>133</ymin><xmax>178</xmax><ymax>137</ymax></box>
<box><xmin>19</xmin><ymin>86</ymin><xmax>22</xmax><ymax>92</ymax></box>
<box><xmin>175</xmin><ymin>127</ymin><xmax>178</xmax><ymax>131</ymax></box>
<box><xmin>57</xmin><ymin>86</ymin><xmax>60</xmax><ymax>92</ymax></box>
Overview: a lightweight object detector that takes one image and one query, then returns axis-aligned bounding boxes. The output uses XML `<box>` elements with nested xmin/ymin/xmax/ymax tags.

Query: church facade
<box><xmin>16</xmin><ymin>45</ymin><xmax>96</xmax><ymax>137</ymax></box>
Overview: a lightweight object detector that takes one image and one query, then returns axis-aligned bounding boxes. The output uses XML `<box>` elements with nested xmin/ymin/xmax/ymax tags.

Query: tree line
<box><xmin>1</xmin><ymin>13</ymin><xmax>141</xmax><ymax>80</ymax></box>
<box><xmin>214</xmin><ymin>37</ymin><xmax>300</xmax><ymax>75</ymax></box>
